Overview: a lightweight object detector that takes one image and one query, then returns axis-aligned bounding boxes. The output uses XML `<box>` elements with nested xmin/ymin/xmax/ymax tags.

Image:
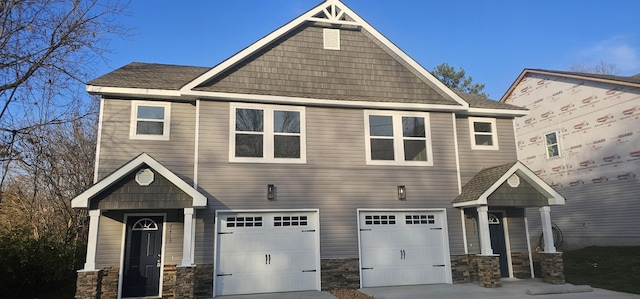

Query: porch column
<box><xmin>83</xmin><ymin>209</ymin><xmax>101</xmax><ymax>270</ymax></box>
<box><xmin>539</xmin><ymin>206</ymin><xmax>556</xmax><ymax>253</ymax></box>
<box><xmin>181</xmin><ymin>208</ymin><xmax>195</xmax><ymax>266</ymax></box>
<box><xmin>477</xmin><ymin>206</ymin><xmax>493</xmax><ymax>255</ymax></box>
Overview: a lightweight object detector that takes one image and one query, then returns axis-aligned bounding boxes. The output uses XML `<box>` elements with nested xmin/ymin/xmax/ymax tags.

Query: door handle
<box><xmin>266</xmin><ymin>254</ymin><xmax>271</xmax><ymax>265</ymax></box>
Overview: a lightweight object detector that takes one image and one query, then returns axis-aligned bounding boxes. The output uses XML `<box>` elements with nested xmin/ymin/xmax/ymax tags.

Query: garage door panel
<box><xmin>216</xmin><ymin>211</ymin><xmax>319</xmax><ymax>296</ymax></box>
<box><xmin>359</xmin><ymin>210</ymin><xmax>449</xmax><ymax>288</ymax></box>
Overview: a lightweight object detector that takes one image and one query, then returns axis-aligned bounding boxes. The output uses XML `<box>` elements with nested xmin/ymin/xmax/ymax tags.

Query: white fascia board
<box><xmin>86</xmin><ymin>85</ymin><xmax>185</xmax><ymax>100</ymax></box>
<box><xmin>179</xmin><ymin>0</ymin><xmax>469</xmax><ymax>109</ymax></box>
<box><xmin>71</xmin><ymin>153</ymin><xmax>207</xmax><ymax>209</ymax></box>
<box><xmin>182</xmin><ymin>90</ymin><xmax>467</xmax><ymax>112</ymax></box>
<box><xmin>465</xmin><ymin>108</ymin><xmax>529</xmax><ymax>117</ymax></box>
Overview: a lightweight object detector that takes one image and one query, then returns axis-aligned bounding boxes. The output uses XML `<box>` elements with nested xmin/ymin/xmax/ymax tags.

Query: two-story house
<box><xmin>501</xmin><ymin>69</ymin><xmax>640</xmax><ymax>249</ymax></box>
<box><xmin>72</xmin><ymin>1</ymin><xmax>566</xmax><ymax>298</ymax></box>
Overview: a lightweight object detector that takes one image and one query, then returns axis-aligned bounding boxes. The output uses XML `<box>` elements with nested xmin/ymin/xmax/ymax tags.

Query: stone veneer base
<box><xmin>321</xmin><ymin>258</ymin><xmax>360</xmax><ymax>290</ymax></box>
<box><xmin>476</xmin><ymin>255</ymin><xmax>501</xmax><ymax>288</ymax></box>
<box><xmin>540</xmin><ymin>252</ymin><xmax>565</xmax><ymax>284</ymax></box>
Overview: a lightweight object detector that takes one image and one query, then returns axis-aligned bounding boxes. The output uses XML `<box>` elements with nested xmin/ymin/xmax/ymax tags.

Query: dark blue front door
<box><xmin>122</xmin><ymin>216</ymin><xmax>163</xmax><ymax>297</ymax></box>
<box><xmin>488</xmin><ymin>212</ymin><xmax>509</xmax><ymax>277</ymax></box>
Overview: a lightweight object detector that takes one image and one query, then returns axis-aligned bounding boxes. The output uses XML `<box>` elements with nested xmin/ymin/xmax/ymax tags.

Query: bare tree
<box><xmin>569</xmin><ymin>60</ymin><xmax>620</xmax><ymax>75</ymax></box>
<box><xmin>0</xmin><ymin>0</ymin><xmax>128</xmax><ymax>190</ymax></box>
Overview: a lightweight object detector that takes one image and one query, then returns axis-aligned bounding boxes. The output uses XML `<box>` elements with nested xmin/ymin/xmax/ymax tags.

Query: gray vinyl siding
<box><xmin>98</xmin><ymin>99</ymin><xmax>196</xmax><ymax>184</ymax></box>
<box><xmin>195</xmin><ymin>102</ymin><xmax>461</xmax><ymax>261</ymax></box>
<box><xmin>526</xmin><ymin>179</ymin><xmax>640</xmax><ymax>242</ymax></box>
<box><xmin>457</xmin><ymin>117</ymin><xmax>518</xmax><ymax>185</ymax></box>
<box><xmin>95</xmin><ymin>211</ymin><xmax>185</xmax><ymax>267</ymax></box>
<box><xmin>96</xmin><ymin>212</ymin><xmax>124</xmax><ymax>268</ymax></box>
<box><xmin>505</xmin><ymin>208</ymin><xmax>528</xmax><ymax>252</ymax></box>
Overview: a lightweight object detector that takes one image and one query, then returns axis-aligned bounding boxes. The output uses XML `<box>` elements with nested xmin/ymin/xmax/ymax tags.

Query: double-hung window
<box><xmin>544</xmin><ymin>131</ymin><xmax>560</xmax><ymax>158</ymax></box>
<box><xmin>130</xmin><ymin>101</ymin><xmax>171</xmax><ymax>140</ymax></box>
<box><xmin>364</xmin><ymin>111</ymin><xmax>433</xmax><ymax>166</ymax></box>
<box><xmin>231</xmin><ymin>103</ymin><xmax>306</xmax><ymax>163</ymax></box>
<box><xmin>469</xmin><ymin>117</ymin><xmax>498</xmax><ymax>150</ymax></box>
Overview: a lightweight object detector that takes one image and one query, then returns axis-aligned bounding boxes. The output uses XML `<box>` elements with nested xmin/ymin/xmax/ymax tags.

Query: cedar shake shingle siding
<box><xmin>195</xmin><ymin>25</ymin><xmax>457</xmax><ymax>105</ymax></box>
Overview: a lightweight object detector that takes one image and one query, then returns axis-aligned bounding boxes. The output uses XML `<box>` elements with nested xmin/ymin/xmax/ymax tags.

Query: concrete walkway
<box><xmin>218</xmin><ymin>290</ymin><xmax>337</xmax><ymax>299</ymax></box>
<box><xmin>360</xmin><ymin>279</ymin><xmax>640</xmax><ymax>299</ymax></box>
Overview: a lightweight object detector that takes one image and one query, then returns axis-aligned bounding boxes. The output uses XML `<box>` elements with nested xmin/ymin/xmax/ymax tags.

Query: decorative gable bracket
<box><xmin>307</xmin><ymin>1</ymin><xmax>359</xmax><ymax>26</ymax></box>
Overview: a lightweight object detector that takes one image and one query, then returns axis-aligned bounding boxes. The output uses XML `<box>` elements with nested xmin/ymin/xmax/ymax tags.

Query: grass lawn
<box><xmin>563</xmin><ymin>246</ymin><xmax>640</xmax><ymax>295</ymax></box>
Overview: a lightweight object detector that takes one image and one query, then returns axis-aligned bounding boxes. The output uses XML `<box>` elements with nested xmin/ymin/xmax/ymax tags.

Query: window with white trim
<box><xmin>544</xmin><ymin>131</ymin><xmax>560</xmax><ymax>158</ymax></box>
<box><xmin>230</xmin><ymin>103</ymin><xmax>306</xmax><ymax>163</ymax></box>
<box><xmin>364</xmin><ymin>111</ymin><xmax>433</xmax><ymax>166</ymax></box>
<box><xmin>469</xmin><ymin>117</ymin><xmax>498</xmax><ymax>150</ymax></box>
<box><xmin>130</xmin><ymin>101</ymin><xmax>171</xmax><ymax>140</ymax></box>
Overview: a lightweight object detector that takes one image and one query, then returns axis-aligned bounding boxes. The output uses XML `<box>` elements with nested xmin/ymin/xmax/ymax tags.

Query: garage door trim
<box><xmin>357</xmin><ymin>208</ymin><xmax>452</xmax><ymax>288</ymax></box>
<box><xmin>213</xmin><ymin>209</ymin><xmax>321</xmax><ymax>297</ymax></box>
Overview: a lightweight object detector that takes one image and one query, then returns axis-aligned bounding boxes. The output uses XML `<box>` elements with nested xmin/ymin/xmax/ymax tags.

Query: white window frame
<box><xmin>544</xmin><ymin>131</ymin><xmax>561</xmax><ymax>159</ymax></box>
<box><xmin>229</xmin><ymin>103</ymin><xmax>306</xmax><ymax>163</ymax></box>
<box><xmin>130</xmin><ymin>101</ymin><xmax>171</xmax><ymax>140</ymax></box>
<box><xmin>469</xmin><ymin>117</ymin><xmax>499</xmax><ymax>150</ymax></box>
<box><xmin>364</xmin><ymin>110</ymin><xmax>433</xmax><ymax>166</ymax></box>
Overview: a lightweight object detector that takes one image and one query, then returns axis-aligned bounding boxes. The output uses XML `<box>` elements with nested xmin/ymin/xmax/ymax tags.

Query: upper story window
<box><xmin>364</xmin><ymin>110</ymin><xmax>433</xmax><ymax>166</ymax></box>
<box><xmin>469</xmin><ymin>117</ymin><xmax>498</xmax><ymax>150</ymax></box>
<box><xmin>130</xmin><ymin>101</ymin><xmax>171</xmax><ymax>140</ymax></box>
<box><xmin>230</xmin><ymin>103</ymin><xmax>306</xmax><ymax>163</ymax></box>
<box><xmin>545</xmin><ymin>131</ymin><xmax>560</xmax><ymax>158</ymax></box>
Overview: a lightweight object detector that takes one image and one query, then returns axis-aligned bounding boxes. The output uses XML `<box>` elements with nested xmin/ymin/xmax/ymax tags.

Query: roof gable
<box><xmin>192</xmin><ymin>24</ymin><xmax>456</xmax><ymax>106</ymax></box>
<box><xmin>500</xmin><ymin>68</ymin><xmax>640</xmax><ymax>102</ymax></box>
<box><xmin>180</xmin><ymin>0</ymin><xmax>469</xmax><ymax>109</ymax></box>
<box><xmin>453</xmin><ymin>161</ymin><xmax>565</xmax><ymax>207</ymax></box>
<box><xmin>71</xmin><ymin>153</ymin><xmax>207</xmax><ymax>209</ymax></box>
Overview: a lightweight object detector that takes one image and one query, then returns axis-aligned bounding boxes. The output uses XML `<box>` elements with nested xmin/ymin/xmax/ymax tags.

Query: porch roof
<box><xmin>453</xmin><ymin>161</ymin><xmax>565</xmax><ymax>208</ymax></box>
<box><xmin>71</xmin><ymin>153</ymin><xmax>207</xmax><ymax>209</ymax></box>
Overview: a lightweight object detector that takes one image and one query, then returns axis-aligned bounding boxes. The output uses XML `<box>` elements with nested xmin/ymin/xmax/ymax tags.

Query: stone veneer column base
<box><xmin>450</xmin><ymin>255</ymin><xmax>471</xmax><ymax>283</ymax></box>
<box><xmin>75</xmin><ymin>270</ymin><xmax>102</xmax><ymax>299</ymax></box>
<box><xmin>476</xmin><ymin>255</ymin><xmax>501</xmax><ymax>288</ymax></box>
<box><xmin>175</xmin><ymin>266</ymin><xmax>196</xmax><ymax>298</ymax></box>
<box><xmin>540</xmin><ymin>252</ymin><xmax>565</xmax><ymax>284</ymax></box>
<box><xmin>321</xmin><ymin>258</ymin><xmax>360</xmax><ymax>290</ymax></box>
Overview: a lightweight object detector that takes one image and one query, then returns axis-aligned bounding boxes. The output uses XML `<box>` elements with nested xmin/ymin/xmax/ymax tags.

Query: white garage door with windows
<box><xmin>358</xmin><ymin>209</ymin><xmax>452</xmax><ymax>288</ymax></box>
<box><xmin>214</xmin><ymin>210</ymin><xmax>320</xmax><ymax>296</ymax></box>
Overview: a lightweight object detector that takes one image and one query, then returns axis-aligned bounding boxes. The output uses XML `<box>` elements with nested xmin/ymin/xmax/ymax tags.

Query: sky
<box><xmin>94</xmin><ymin>0</ymin><xmax>640</xmax><ymax>100</ymax></box>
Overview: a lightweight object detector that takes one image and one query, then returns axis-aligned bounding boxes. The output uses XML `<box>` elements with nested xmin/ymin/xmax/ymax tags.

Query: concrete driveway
<box><xmin>360</xmin><ymin>279</ymin><xmax>640</xmax><ymax>299</ymax></box>
<box><xmin>218</xmin><ymin>290</ymin><xmax>337</xmax><ymax>299</ymax></box>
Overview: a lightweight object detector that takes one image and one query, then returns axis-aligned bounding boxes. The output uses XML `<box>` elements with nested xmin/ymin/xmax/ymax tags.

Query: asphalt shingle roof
<box><xmin>87</xmin><ymin>62</ymin><xmax>210</xmax><ymax>90</ymax></box>
<box><xmin>455</xmin><ymin>91</ymin><xmax>527</xmax><ymax>111</ymax></box>
<box><xmin>453</xmin><ymin>161</ymin><xmax>518</xmax><ymax>204</ymax></box>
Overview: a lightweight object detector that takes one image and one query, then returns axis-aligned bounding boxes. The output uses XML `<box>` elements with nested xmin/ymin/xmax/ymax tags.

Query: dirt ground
<box><xmin>329</xmin><ymin>289</ymin><xmax>374</xmax><ymax>299</ymax></box>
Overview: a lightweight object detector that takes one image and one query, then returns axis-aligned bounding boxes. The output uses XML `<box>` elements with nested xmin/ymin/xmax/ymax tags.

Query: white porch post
<box><xmin>477</xmin><ymin>206</ymin><xmax>493</xmax><ymax>255</ymax></box>
<box><xmin>539</xmin><ymin>206</ymin><xmax>556</xmax><ymax>253</ymax></box>
<box><xmin>182</xmin><ymin>208</ymin><xmax>195</xmax><ymax>266</ymax></box>
<box><xmin>83</xmin><ymin>209</ymin><xmax>101</xmax><ymax>270</ymax></box>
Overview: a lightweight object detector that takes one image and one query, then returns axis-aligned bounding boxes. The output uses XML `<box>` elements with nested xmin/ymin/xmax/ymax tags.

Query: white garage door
<box><xmin>359</xmin><ymin>210</ymin><xmax>450</xmax><ymax>288</ymax></box>
<box><xmin>215</xmin><ymin>210</ymin><xmax>319</xmax><ymax>296</ymax></box>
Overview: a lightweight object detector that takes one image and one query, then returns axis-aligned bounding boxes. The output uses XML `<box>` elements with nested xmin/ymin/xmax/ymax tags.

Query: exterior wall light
<box><xmin>398</xmin><ymin>185</ymin><xmax>406</xmax><ymax>200</ymax></box>
<box><xmin>267</xmin><ymin>184</ymin><xmax>276</xmax><ymax>200</ymax></box>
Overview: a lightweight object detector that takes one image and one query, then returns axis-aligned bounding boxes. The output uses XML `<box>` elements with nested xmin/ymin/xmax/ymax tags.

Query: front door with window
<box><xmin>488</xmin><ymin>213</ymin><xmax>508</xmax><ymax>277</ymax></box>
<box><xmin>122</xmin><ymin>216</ymin><xmax>163</xmax><ymax>297</ymax></box>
